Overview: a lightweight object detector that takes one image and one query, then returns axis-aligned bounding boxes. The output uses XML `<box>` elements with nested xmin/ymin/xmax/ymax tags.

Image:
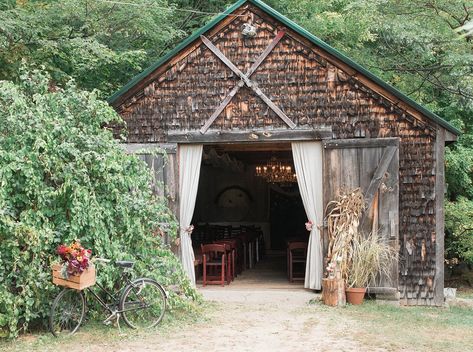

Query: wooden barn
<box><xmin>109</xmin><ymin>0</ymin><xmax>460</xmax><ymax>306</ymax></box>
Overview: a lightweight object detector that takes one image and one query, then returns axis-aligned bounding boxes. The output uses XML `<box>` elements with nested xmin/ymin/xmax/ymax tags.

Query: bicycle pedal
<box><xmin>103</xmin><ymin>313</ymin><xmax>117</xmax><ymax>326</ymax></box>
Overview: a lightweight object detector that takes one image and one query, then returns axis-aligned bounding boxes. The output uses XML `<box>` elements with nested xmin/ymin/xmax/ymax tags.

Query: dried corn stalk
<box><xmin>325</xmin><ymin>188</ymin><xmax>365</xmax><ymax>281</ymax></box>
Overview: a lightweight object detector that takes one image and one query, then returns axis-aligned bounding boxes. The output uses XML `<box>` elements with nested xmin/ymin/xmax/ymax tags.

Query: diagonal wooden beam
<box><xmin>200</xmin><ymin>31</ymin><xmax>286</xmax><ymax>134</ymax></box>
<box><xmin>200</xmin><ymin>35</ymin><xmax>248</xmax><ymax>81</ymax></box>
<box><xmin>200</xmin><ymin>83</ymin><xmax>243</xmax><ymax>134</ymax></box>
<box><xmin>200</xmin><ymin>32</ymin><xmax>295</xmax><ymax>132</ymax></box>
<box><xmin>360</xmin><ymin>145</ymin><xmax>398</xmax><ymax>228</ymax></box>
<box><xmin>252</xmin><ymin>85</ymin><xmax>296</xmax><ymax>129</ymax></box>
<box><xmin>246</xmin><ymin>30</ymin><xmax>285</xmax><ymax>77</ymax></box>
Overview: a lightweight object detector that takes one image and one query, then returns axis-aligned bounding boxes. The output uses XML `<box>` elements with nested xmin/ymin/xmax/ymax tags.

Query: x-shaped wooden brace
<box><xmin>200</xmin><ymin>31</ymin><xmax>296</xmax><ymax>134</ymax></box>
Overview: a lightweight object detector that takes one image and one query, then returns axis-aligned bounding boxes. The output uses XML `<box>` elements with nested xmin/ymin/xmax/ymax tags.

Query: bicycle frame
<box><xmin>84</xmin><ymin>263</ymin><xmax>126</xmax><ymax>311</ymax></box>
<box><xmin>84</xmin><ymin>268</ymin><xmax>151</xmax><ymax>316</ymax></box>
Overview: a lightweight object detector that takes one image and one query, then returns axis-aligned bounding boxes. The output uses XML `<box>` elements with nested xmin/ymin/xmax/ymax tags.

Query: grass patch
<box><xmin>337</xmin><ymin>301</ymin><xmax>473</xmax><ymax>351</ymax></box>
<box><xmin>457</xmin><ymin>287</ymin><xmax>473</xmax><ymax>299</ymax></box>
<box><xmin>0</xmin><ymin>303</ymin><xmax>208</xmax><ymax>352</ymax></box>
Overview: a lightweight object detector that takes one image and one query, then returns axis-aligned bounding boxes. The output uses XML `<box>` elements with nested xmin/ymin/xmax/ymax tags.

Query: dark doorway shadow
<box><xmin>269</xmin><ymin>185</ymin><xmax>306</xmax><ymax>250</ymax></box>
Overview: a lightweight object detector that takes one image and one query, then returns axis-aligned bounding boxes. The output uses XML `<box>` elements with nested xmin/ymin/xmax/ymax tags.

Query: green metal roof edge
<box><xmin>108</xmin><ymin>0</ymin><xmax>460</xmax><ymax>135</ymax></box>
<box><xmin>107</xmin><ymin>0</ymin><xmax>247</xmax><ymax>105</ymax></box>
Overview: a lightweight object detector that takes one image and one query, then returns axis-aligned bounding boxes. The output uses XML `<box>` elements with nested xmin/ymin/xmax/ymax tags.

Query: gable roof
<box><xmin>108</xmin><ymin>0</ymin><xmax>460</xmax><ymax>135</ymax></box>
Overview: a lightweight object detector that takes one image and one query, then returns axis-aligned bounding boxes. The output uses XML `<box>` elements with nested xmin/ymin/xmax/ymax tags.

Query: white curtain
<box><xmin>292</xmin><ymin>142</ymin><xmax>324</xmax><ymax>290</ymax></box>
<box><xmin>179</xmin><ymin>144</ymin><xmax>203</xmax><ymax>286</ymax></box>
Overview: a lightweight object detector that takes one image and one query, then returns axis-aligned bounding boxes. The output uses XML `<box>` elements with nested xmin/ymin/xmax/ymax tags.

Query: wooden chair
<box><xmin>201</xmin><ymin>244</ymin><xmax>227</xmax><ymax>287</ymax></box>
<box><xmin>214</xmin><ymin>239</ymin><xmax>237</xmax><ymax>282</ymax></box>
<box><xmin>193</xmin><ymin>246</ymin><xmax>203</xmax><ymax>280</ymax></box>
<box><xmin>287</xmin><ymin>241</ymin><xmax>308</xmax><ymax>282</ymax></box>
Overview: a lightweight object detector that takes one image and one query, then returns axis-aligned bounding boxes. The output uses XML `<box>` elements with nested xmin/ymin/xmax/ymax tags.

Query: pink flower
<box><xmin>305</xmin><ymin>220</ymin><xmax>313</xmax><ymax>232</ymax></box>
<box><xmin>56</xmin><ymin>245</ymin><xmax>67</xmax><ymax>256</ymax></box>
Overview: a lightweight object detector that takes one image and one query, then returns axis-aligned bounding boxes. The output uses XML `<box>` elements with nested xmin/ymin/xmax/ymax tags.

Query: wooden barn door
<box><xmin>323</xmin><ymin>138</ymin><xmax>400</xmax><ymax>299</ymax></box>
<box><xmin>125</xmin><ymin>143</ymin><xmax>179</xmax><ymax>244</ymax></box>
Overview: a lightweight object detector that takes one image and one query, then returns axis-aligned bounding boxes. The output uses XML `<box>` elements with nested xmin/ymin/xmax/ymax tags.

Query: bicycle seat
<box><xmin>115</xmin><ymin>260</ymin><xmax>134</xmax><ymax>269</ymax></box>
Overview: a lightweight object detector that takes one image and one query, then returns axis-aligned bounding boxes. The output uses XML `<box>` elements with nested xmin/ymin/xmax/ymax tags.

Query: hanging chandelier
<box><xmin>255</xmin><ymin>156</ymin><xmax>297</xmax><ymax>183</ymax></box>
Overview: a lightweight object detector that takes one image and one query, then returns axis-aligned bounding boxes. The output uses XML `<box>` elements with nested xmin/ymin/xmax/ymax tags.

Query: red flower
<box><xmin>56</xmin><ymin>245</ymin><xmax>68</xmax><ymax>260</ymax></box>
<box><xmin>56</xmin><ymin>241</ymin><xmax>92</xmax><ymax>276</ymax></box>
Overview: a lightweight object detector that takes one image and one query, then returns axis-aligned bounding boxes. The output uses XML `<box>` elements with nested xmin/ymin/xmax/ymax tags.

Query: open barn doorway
<box><xmin>191</xmin><ymin>143</ymin><xmax>309</xmax><ymax>289</ymax></box>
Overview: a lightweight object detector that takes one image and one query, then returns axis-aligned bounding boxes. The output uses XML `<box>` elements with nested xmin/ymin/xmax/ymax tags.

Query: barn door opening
<box><xmin>191</xmin><ymin>143</ymin><xmax>313</xmax><ymax>289</ymax></box>
<box><xmin>323</xmin><ymin>138</ymin><xmax>400</xmax><ymax>299</ymax></box>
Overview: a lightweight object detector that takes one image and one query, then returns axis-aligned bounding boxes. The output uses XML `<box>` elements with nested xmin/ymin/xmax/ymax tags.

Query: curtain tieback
<box><xmin>305</xmin><ymin>220</ymin><xmax>314</xmax><ymax>232</ymax></box>
<box><xmin>305</xmin><ymin>220</ymin><xmax>323</xmax><ymax>232</ymax></box>
<box><xmin>180</xmin><ymin>224</ymin><xmax>194</xmax><ymax>235</ymax></box>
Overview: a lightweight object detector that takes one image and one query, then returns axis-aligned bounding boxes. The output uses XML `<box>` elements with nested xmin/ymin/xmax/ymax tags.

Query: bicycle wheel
<box><xmin>119</xmin><ymin>278</ymin><xmax>166</xmax><ymax>329</ymax></box>
<box><xmin>49</xmin><ymin>288</ymin><xmax>86</xmax><ymax>337</ymax></box>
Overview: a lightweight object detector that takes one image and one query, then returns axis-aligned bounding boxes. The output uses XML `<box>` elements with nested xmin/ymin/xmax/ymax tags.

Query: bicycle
<box><xmin>49</xmin><ymin>258</ymin><xmax>167</xmax><ymax>337</ymax></box>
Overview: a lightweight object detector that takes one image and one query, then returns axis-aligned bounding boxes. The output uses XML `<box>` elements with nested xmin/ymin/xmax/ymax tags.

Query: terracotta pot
<box><xmin>346</xmin><ymin>287</ymin><xmax>366</xmax><ymax>305</ymax></box>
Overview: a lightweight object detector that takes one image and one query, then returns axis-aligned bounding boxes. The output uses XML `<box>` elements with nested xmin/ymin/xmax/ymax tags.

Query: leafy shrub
<box><xmin>445</xmin><ymin>198</ymin><xmax>473</xmax><ymax>264</ymax></box>
<box><xmin>0</xmin><ymin>69</ymin><xmax>198</xmax><ymax>338</ymax></box>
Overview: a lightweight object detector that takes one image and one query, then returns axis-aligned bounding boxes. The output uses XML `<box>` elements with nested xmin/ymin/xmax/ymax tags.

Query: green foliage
<box><xmin>446</xmin><ymin>142</ymin><xmax>473</xmax><ymax>200</ymax></box>
<box><xmin>445</xmin><ymin>198</ymin><xmax>473</xmax><ymax>264</ymax></box>
<box><xmin>0</xmin><ymin>0</ymin><xmax>183</xmax><ymax>96</ymax></box>
<box><xmin>0</xmin><ymin>69</ymin><xmax>198</xmax><ymax>338</ymax></box>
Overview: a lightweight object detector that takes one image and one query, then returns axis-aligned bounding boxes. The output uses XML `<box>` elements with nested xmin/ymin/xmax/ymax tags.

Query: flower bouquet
<box><xmin>56</xmin><ymin>241</ymin><xmax>92</xmax><ymax>276</ymax></box>
<box><xmin>52</xmin><ymin>240</ymin><xmax>96</xmax><ymax>290</ymax></box>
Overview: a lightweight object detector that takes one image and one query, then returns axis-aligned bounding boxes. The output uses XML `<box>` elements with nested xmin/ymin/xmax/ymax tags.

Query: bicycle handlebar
<box><xmin>93</xmin><ymin>257</ymin><xmax>111</xmax><ymax>263</ymax></box>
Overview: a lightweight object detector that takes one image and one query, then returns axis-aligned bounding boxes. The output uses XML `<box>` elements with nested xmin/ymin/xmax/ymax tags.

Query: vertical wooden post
<box><xmin>322</xmin><ymin>266</ymin><xmax>346</xmax><ymax>307</ymax></box>
<box><xmin>434</xmin><ymin>129</ymin><xmax>445</xmax><ymax>306</ymax></box>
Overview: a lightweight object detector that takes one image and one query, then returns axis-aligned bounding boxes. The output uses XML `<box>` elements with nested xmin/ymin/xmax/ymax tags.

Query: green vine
<box><xmin>0</xmin><ymin>69</ymin><xmax>199</xmax><ymax>338</ymax></box>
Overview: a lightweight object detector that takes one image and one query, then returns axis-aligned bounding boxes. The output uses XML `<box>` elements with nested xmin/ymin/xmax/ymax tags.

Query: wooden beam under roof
<box><xmin>211</xmin><ymin>142</ymin><xmax>292</xmax><ymax>152</ymax></box>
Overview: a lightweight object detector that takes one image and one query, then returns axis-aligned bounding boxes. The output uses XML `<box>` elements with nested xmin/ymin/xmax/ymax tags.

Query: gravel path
<box><xmin>101</xmin><ymin>289</ymin><xmax>381</xmax><ymax>352</ymax></box>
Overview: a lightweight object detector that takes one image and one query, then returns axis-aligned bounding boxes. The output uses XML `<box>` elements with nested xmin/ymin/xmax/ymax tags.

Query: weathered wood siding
<box><xmin>114</xmin><ymin>4</ymin><xmax>440</xmax><ymax>305</ymax></box>
<box><xmin>123</xmin><ymin>143</ymin><xmax>179</xmax><ymax>244</ymax></box>
<box><xmin>323</xmin><ymin>138</ymin><xmax>400</xmax><ymax>299</ymax></box>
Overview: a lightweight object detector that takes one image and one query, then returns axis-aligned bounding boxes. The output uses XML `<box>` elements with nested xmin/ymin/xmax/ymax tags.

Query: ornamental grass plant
<box><xmin>347</xmin><ymin>232</ymin><xmax>398</xmax><ymax>288</ymax></box>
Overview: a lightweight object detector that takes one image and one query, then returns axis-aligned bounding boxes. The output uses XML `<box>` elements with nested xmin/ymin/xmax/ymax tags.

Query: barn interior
<box><xmin>191</xmin><ymin>143</ymin><xmax>308</xmax><ymax>288</ymax></box>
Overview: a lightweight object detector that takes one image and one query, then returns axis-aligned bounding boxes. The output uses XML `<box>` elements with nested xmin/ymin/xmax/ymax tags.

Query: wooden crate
<box><xmin>52</xmin><ymin>263</ymin><xmax>96</xmax><ymax>290</ymax></box>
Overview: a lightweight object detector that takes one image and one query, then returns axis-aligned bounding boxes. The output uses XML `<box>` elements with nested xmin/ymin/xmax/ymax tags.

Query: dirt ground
<box><xmin>122</xmin><ymin>289</ymin><xmax>370</xmax><ymax>352</ymax></box>
<box><xmin>6</xmin><ymin>286</ymin><xmax>473</xmax><ymax>352</ymax></box>
<box><xmin>5</xmin><ymin>289</ymin><xmax>375</xmax><ymax>352</ymax></box>
<box><xmin>3</xmin><ymin>255</ymin><xmax>473</xmax><ymax>352</ymax></box>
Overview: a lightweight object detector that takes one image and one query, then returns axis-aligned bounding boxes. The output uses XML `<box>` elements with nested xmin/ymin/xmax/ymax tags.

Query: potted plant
<box><xmin>345</xmin><ymin>232</ymin><xmax>398</xmax><ymax>305</ymax></box>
